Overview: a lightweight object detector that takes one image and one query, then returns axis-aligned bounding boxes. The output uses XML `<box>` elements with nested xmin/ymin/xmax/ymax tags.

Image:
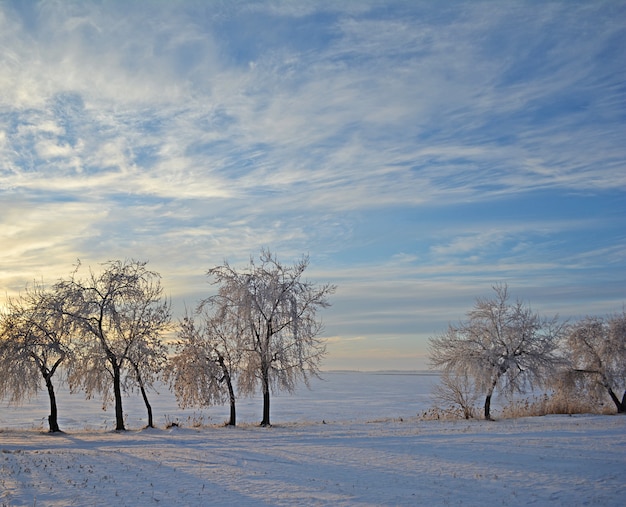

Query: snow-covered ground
<box><xmin>1</xmin><ymin>372</ymin><xmax>625</xmax><ymax>506</ymax></box>
<box><xmin>0</xmin><ymin>371</ymin><xmax>441</xmax><ymax>430</ymax></box>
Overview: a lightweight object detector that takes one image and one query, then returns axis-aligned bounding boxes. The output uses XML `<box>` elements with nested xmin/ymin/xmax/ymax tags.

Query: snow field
<box><xmin>2</xmin><ymin>372</ymin><xmax>625</xmax><ymax>505</ymax></box>
<box><xmin>2</xmin><ymin>414</ymin><xmax>625</xmax><ymax>506</ymax></box>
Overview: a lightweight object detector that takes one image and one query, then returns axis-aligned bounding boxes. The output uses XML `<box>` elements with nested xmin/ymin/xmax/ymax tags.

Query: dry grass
<box><xmin>499</xmin><ymin>393</ymin><xmax>614</xmax><ymax>419</ymax></box>
<box><xmin>164</xmin><ymin>412</ymin><xmax>212</xmax><ymax>428</ymax></box>
<box><xmin>423</xmin><ymin>390</ymin><xmax>617</xmax><ymax>421</ymax></box>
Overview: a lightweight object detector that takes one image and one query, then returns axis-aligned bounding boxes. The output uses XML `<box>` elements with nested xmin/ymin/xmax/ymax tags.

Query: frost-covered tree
<box><xmin>563</xmin><ymin>313</ymin><xmax>626</xmax><ymax>413</ymax></box>
<box><xmin>58</xmin><ymin>260</ymin><xmax>171</xmax><ymax>430</ymax></box>
<box><xmin>207</xmin><ymin>249</ymin><xmax>335</xmax><ymax>426</ymax></box>
<box><xmin>124</xmin><ymin>317</ymin><xmax>170</xmax><ymax>428</ymax></box>
<box><xmin>429</xmin><ymin>284</ymin><xmax>564</xmax><ymax>420</ymax></box>
<box><xmin>0</xmin><ymin>282</ymin><xmax>73</xmax><ymax>432</ymax></box>
<box><xmin>166</xmin><ymin>306</ymin><xmax>243</xmax><ymax>426</ymax></box>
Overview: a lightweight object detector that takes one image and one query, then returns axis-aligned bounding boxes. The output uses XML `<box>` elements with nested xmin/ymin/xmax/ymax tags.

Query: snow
<box><xmin>1</xmin><ymin>372</ymin><xmax>625</xmax><ymax>506</ymax></box>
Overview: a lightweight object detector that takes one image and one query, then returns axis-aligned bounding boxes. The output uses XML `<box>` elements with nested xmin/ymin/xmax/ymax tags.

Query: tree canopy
<box><xmin>57</xmin><ymin>259</ymin><xmax>171</xmax><ymax>430</ymax></box>
<box><xmin>0</xmin><ymin>282</ymin><xmax>74</xmax><ymax>432</ymax></box>
<box><xmin>429</xmin><ymin>284</ymin><xmax>565</xmax><ymax>420</ymax></box>
<box><xmin>563</xmin><ymin>313</ymin><xmax>626</xmax><ymax>413</ymax></box>
<box><xmin>205</xmin><ymin>249</ymin><xmax>335</xmax><ymax>426</ymax></box>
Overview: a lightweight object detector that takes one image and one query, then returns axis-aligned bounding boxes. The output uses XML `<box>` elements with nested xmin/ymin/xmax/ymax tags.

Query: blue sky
<box><xmin>1</xmin><ymin>0</ymin><xmax>625</xmax><ymax>370</ymax></box>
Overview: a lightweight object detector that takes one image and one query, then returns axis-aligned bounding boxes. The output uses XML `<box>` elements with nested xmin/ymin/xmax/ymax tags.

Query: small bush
<box><xmin>430</xmin><ymin>370</ymin><xmax>480</xmax><ymax>420</ymax></box>
<box><xmin>421</xmin><ymin>405</ymin><xmax>477</xmax><ymax>421</ymax></box>
<box><xmin>164</xmin><ymin>413</ymin><xmax>212</xmax><ymax>429</ymax></box>
<box><xmin>164</xmin><ymin>415</ymin><xmax>180</xmax><ymax>428</ymax></box>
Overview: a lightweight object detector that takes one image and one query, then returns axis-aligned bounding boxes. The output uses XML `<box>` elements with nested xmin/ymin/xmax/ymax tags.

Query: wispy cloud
<box><xmin>1</xmin><ymin>0</ymin><xmax>624</xmax><ymax>369</ymax></box>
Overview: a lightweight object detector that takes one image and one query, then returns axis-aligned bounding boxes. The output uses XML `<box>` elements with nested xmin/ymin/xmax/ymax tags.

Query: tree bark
<box><xmin>112</xmin><ymin>363</ymin><xmax>125</xmax><ymax>431</ymax></box>
<box><xmin>484</xmin><ymin>393</ymin><xmax>492</xmax><ymax>421</ymax></box>
<box><xmin>484</xmin><ymin>373</ymin><xmax>503</xmax><ymax>421</ymax></box>
<box><xmin>261</xmin><ymin>388</ymin><xmax>271</xmax><ymax>426</ymax></box>
<box><xmin>133</xmin><ymin>365</ymin><xmax>154</xmax><ymax>428</ymax></box>
<box><xmin>607</xmin><ymin>387</ymin><xmax>625</xmax><ymax>413</ymax></box>
<box><xmin>484</xmin><ymin>381</ymin><xmax>498</xmax><ymax>421</ymax></box>
<box><xmin>227</xmin><ymin>383</ymin><xmax>236</xmax><ymax>427</ymax></box>
<box><xmin>138</xmin><ymin>381</ymin><xmax>154</xmax><ymax>428</ymax></box>
<box><xmin>45</xmin><ymin>375</ymin><xmax>61</xmax><ymax>433</ymax></box>
<box><xmin>218</xmin><ymin>357</ymin><xmax>236</xmax><ymax>426</ymax></box>
<box><xmin>260</xmin><ymin>367</ymin><xmax>271</xmax><ymax>426</ymax></box>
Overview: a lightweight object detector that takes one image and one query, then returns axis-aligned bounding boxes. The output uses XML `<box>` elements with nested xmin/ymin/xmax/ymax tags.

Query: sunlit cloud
<box><xmin>1</xmin><ymin>0</ymin><xmax>624</xmax><ymax>369</ymax></box>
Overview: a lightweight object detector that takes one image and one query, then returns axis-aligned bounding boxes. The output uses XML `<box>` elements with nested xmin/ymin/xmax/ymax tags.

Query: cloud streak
<box><xmin>1</xmin><ymin>0</ymin><xmax>624</xmax><ymax>369</ymax></box>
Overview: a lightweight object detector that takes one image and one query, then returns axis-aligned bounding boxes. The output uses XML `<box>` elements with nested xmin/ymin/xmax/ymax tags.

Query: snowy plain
<box><xmin>1</xmin><ymin>371</ymin><xmax>625</xmax><ymax>506</ymax></box>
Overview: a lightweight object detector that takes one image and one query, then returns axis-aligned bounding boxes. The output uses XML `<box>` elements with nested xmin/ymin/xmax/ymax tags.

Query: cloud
<box><xmin>1</xmin><ymin>0</ymin><xmax>624</xmax><ymax>369</ymax></box>
<box><xmin>5</xmin><ymin>1</ymin><xmax>623</xmax><ymax>210</ymax></box>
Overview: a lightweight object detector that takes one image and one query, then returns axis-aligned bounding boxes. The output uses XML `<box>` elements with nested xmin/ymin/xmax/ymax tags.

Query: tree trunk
<box><xmin>261</xmin><ymin>388</ymin><xmax>271</xmax><ymax>426</ymax></box>
<box><xmin>112</xmin><ymin>363</ymin><xmax>125</xmax><ymax>431</ymax></box>
<box><xmin>260</xmin><ymin>367</ymin><xmax>271</xmax><ymax>427</ymax></box>
<box><xmin>607</xmin><ymin>387</ymin><xmax>625</xmax><ymax>413</ymax></box>
<box><xmin>45</xmin><ymin>375</ymin><xmax>61</xmax><ymax>433</ymax></box>
<box><xmin>134</xmin><ymin>365</ymin><xmax>154</xmax><ymax>428</ymax></box>
<box><xmin>484</xmin><ymin>382</ymin><xmax>497</xmax><ymax>421</ymax></box>
<box><xmin>138</xmin><ymin>381</ymin><xmax>154</xmax><ymax>428</ymax></box>
<box><xmin>227</xmin><ymin>383</ymin><xmax>236</xmax><ymax>427</ymax></box>
<box><xmin>484</xmin><ymin>374</ymin><xmax>502</xmax><ymax>421</ymax></box>
<box><xmin>223</xmin><ymin>365</ymin><xmax>237</xmax><ymax>426</ymax></box>
<box><xmin>484</xmin><ymin>393</ymin><xmax>492</xmax><ymax>421</ymax></box>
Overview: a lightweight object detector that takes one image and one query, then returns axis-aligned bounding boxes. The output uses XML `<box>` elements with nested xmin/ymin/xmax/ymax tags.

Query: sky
<box><xmin>1</xmin><ymin>0</ymin><xmax>625</xmax><ymax>371</ymax></box>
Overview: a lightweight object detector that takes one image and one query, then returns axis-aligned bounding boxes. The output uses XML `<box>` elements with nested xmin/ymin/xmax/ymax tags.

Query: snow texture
<box><xmin>1</xmin><ymin>372</ymin><xmax>625</xmax><ymax>506</ymax></box>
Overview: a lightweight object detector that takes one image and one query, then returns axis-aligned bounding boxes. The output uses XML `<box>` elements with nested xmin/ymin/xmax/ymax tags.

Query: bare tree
<box><xmin>432</xmin><ymin>370</ymin><xmax>479</xmax><ymax>419</ymax></box>
<box><xmin>166</xmin><ymin>307</ymin><xmax>243</xmax><ymax>426</ymax></box>
<box><xmin>0</xmin><ymin>282</ymin><xmax>73</xmax><ymax>432</ymax></box>
<box><xmin>58</xmin><ymin>260</ymin><xmax>171</xmax><ymax>431</ymax></box>
<box><xmin>206</xmin><ymin>249</ymin><xmax>335</xmax><ymax>426</ymax></box>
<box><xmin>563</xmin><ymin>313</ymin><xmax>626</xmax><ymax>413</ymax></box>
<box><xmin>429</xmin><ymin>284</ymin><xmax>564</xmax><ymax>420</ymax></box>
